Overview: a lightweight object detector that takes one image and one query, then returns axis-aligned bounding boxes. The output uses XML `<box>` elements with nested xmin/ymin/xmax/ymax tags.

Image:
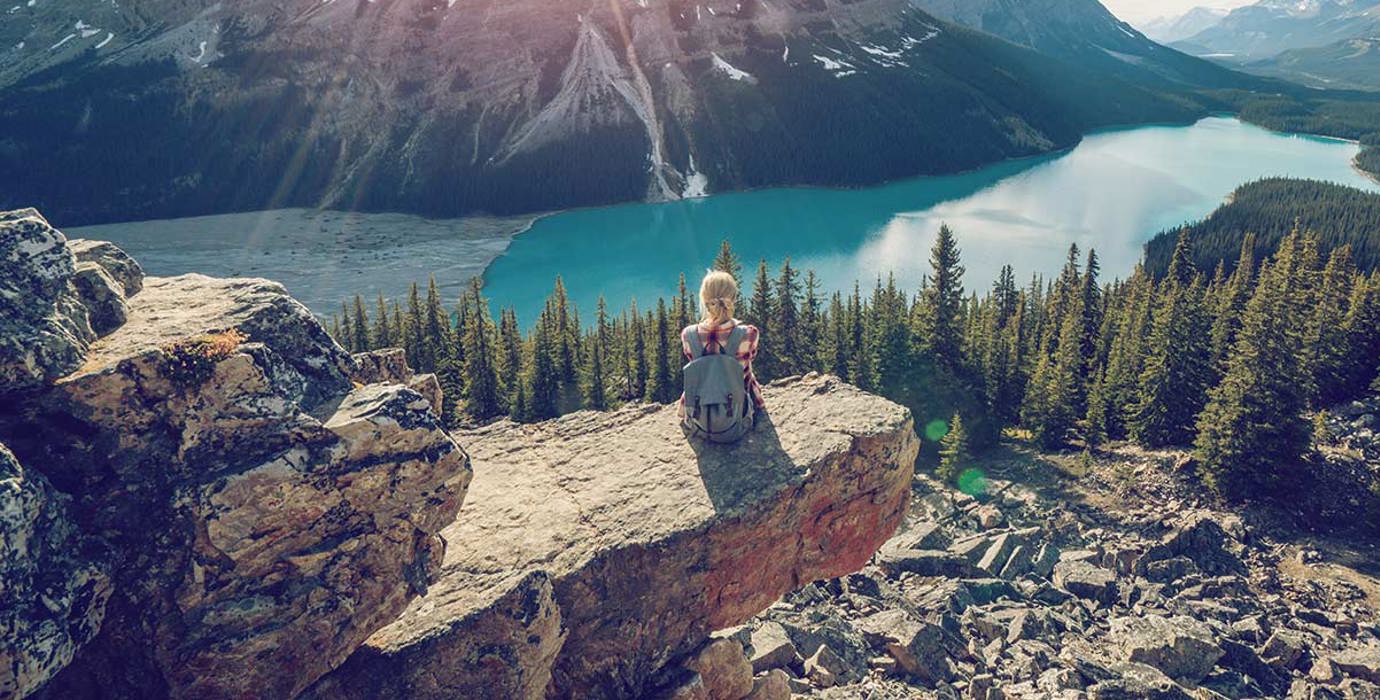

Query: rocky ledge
<box><xmin>1</xmin><ymin>210</ymin><xmax>471</xmax><ymax>699</ymax></box>
<box><xmin>306</xmin><ymin>375</ymin><xmax>919</xmax><ymax>700</ymax></box>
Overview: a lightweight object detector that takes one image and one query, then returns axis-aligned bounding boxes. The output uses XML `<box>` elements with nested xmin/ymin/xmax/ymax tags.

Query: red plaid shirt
<box><xmin>680</xmin><ymin>320</ymin><xmax>766</xmax><ymax>409</ymax></box>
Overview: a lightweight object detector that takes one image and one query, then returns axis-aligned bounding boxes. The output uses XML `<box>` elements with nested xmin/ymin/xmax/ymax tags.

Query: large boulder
<box><xmin>0</xmin><ymin>209</ymin><xmax>104</xmax><ymax>390</ymax></box>
<box><xmin>309</xmin><ymin>374</ymin><xmax>918</xmax><ymax>699</ymax></box>
<box><xmin>1</xmin><ymin>267</ymin><xmax>470</xmax><ymax>699</ymax></box>
<box><xmin>0</xmin><ymin>443</ymin><xmax>110</xmax><ymax>700</ymax></box>
<box><xmin>1108</xmin><ymin>615</ymin><xmax>1224</xmax><ymax>683</ymax></box>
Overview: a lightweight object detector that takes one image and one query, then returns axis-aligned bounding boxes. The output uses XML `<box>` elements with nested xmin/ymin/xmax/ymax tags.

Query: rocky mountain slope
<box><xmin>1173</xmin><ymin>0</ymin><xmax>1380</xmax><ymax>60</ymax></box>
<box><xmin>708</xmin><ymin>441</ymin><xmax>1380</xmax><ymax>699</ymax></box>
<box><xmin>0</xmin><ymin>0</ymin><xmax>1217</xmax><ymax>226</ymax></box>
<box><xmin>1247</xmin><ymin>37</ymin><xmax>1380</xmax><ymax>91</ymax></box>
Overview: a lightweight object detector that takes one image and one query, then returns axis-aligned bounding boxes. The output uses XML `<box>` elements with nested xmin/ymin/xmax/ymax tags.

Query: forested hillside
<box><xmin>1145</xmin><ymin>178</ymin><xmax>1380</xmax><ymax>277</ymax></box>
<box><xmin>329</xmin><ymin>224</ymin><xmax>1380</xmax><ymax>513</ymax></box>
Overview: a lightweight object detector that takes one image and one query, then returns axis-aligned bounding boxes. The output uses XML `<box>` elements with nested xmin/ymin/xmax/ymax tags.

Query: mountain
<box><xmin>908</xmin><ymin>0</ymin><xmax>1252</xmax><ymax>88</ymax></box>
<box><xmin>1140</xmin><ymin>7</ymin><xmax>1229</xmax><ymax>44</ymax></box>
<box><xmin>1173</xmin><ymin>0</ymin><xmax>1380</xmax><ymax>60</ymax></box>
<box><xmin>1145</xmin><ymin>178</ymin><xmax>1380</xmax><ymax>277</ymax></box>
<box><xmin>1248</xmin><ymin>36</ymin><xmax>1380</xmax><ymax>90</ymax></box>
<box><xmin>0</xmin><ymin>0</ymin><xmax>1225</xmax><ymax>226</ymax></box>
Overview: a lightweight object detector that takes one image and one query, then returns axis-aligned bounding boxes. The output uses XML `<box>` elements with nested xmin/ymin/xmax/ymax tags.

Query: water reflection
<box><xmin>485</xmin><ymin>117</ymin><xmax>1375</xmax><ymax>323</ymax></box>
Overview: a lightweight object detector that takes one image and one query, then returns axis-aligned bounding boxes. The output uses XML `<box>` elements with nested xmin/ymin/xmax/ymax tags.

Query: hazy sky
<box><xmin>1102</xmin><ymin>0</ymin><xmax>1254</xmax><ymax>23</ymax></box>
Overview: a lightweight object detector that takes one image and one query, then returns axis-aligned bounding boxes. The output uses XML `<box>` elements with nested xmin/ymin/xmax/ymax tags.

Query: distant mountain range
<box><xmin>0</xmin><ymin>0</ymin><xmax>1256</xmax><ymax>225</ymax></box>
<box><xmin>1139</xmin><ymin>7</ymin><xmax>1229</xmax><ymax>44</ymax></box>
<box><xmin>1170</xmin><ymin>0</ymin><xmax>1380</xmax><ymax>59</ymax></box>
<box><xmin>1159</xmin><ymin>0</ymin><xmax>1380</xmax><ymax>89</ymax></box>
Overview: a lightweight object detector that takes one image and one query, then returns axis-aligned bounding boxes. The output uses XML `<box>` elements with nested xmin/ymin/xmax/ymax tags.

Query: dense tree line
<box><xmin>1145</xmin><ymin>179</ymin><xmax>1380</xmax><ymax>277</ymax></box>
<box><xmin>331</xmin><ymin>226</ymin><xmax>1380</xmax><ymax>503</ymax></box>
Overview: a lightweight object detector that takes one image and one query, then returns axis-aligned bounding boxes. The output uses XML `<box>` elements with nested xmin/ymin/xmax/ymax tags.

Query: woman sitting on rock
<box><xmin>679</xmin><ymin>270</ymin><xmax>765</xmax><ymax>442</ymax></box>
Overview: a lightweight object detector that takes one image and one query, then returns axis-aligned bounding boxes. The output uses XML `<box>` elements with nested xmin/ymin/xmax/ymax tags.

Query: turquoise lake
<box><xmin>72</xmin><ymin>116</ymin><xmax>1378</xmax><ymax>321</ymax></box>
<box><xmin>483</xmin><ymin>116</ymin><xmax>1378</xmax><ymax>324</ymax></box>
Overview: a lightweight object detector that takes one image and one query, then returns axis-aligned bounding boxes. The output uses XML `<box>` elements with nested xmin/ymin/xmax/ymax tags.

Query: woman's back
<box><xmin>681</xmin><ymin>318</ymin><xmax>765</xmax><ymax>409</ymax></box>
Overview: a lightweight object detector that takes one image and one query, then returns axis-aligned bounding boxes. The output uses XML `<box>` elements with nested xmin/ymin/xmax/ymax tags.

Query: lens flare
<box><xmin>924</xmin><ymin>419</ymin><xmax>950</xmax><ymax>442</ymax></box>
<box><xmin>957</xmin><ymin>468</ymin><xmax>987</xmax><ymax>497</ymax></box>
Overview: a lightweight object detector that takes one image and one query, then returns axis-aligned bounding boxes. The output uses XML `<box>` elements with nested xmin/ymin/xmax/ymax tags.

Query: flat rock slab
<box><xmin>312</xmin><ymin>374</ymin><xmax>917</xmax><ymax>700</ymax></box>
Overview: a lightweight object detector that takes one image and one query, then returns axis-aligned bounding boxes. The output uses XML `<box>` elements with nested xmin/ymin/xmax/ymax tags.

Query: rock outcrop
<box><xmin>0</xmin><ymin>211</ymin><xmax>472</xmax><ymax>700</ymax></box>
<box><xmin>0</xmin><ymin>443</ymin><xmax>110</xmax><ymax>700</ymax></box>
<box><xmin>308</xmin><ymin>375</ymin><xmax>919</xmax><ymax>699</ymax></box>
<box><xmin>0</xmin><ymin>209</ymin><xmax>107</xmax><ymax>390</ymax></box>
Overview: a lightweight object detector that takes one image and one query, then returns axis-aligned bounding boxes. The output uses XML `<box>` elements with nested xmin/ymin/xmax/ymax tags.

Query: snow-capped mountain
<box><xmin>1140</xmin><ymin>7</ymin><xmax>1230</xmax><ymax>44</ymax></box>
<box><xmin>0</xmin><ymin>0</ymin><xmax>1236</xmax><ymax>225</ymax></box>
<box><xmin>1172</xmin><ymin>0</ymin><xmax>1380</xmax><ymax>60</ymax></box>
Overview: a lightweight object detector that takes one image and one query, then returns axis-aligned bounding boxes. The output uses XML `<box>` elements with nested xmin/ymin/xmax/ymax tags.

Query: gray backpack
<box><xmin>682</xmin><ymin>325</ymin><xmax>753</xmax><ymax>443</ymax></box>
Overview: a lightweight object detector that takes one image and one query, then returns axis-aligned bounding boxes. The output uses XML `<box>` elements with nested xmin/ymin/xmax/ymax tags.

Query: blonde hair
<box><xmin>699</xmin><ymin>270</ymin><xmax>738</xmax><ymax>326</ymax></box>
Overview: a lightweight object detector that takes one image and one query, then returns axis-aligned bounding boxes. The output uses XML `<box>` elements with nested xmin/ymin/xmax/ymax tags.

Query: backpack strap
<box><xmin>724</xmin><ymin>325</ymin><xmax>747</xmax><ymax>358</ymax></box>
<box><xmin>685</xmin><ymin>325</ymin><xmax>706</xmax><ymax>359</ymax></box>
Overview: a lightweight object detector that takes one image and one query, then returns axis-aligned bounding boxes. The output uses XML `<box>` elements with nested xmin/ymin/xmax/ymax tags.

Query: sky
<box><xmin>1101</xmin><ymin>0</ymin><xmax>1254</xmax><ymax>23</ymax></box>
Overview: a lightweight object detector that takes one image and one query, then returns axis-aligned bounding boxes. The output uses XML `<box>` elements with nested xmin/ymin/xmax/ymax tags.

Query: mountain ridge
<box><xmin>0</xmin><ymin>0</ymin><xmax>1221</xmax><ymax>226</ymax></box>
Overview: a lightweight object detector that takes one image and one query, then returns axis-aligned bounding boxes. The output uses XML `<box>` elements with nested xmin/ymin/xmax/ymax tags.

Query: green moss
<box><xmin>162</xmin><ymin>329</ymin><xmax>247</xmax><ymax>390</ymax></box>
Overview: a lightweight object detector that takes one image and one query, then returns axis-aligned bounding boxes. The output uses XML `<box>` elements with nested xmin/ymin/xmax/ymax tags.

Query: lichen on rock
<box><xmin>0</xmin><ymin>443</ymin><xmax>111</xmax><ymax>700</ymax></box>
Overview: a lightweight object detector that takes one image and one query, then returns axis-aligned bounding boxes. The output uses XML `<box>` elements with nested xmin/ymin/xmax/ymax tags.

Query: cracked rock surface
<box><xmin>309</xmin><ymin>374</ymin><xmax>919</xmax><ymax>700</ymax></box>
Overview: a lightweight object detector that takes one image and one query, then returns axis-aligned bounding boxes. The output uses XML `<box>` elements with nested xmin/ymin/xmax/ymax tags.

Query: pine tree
<box><xmin>747</xmin><ymin>260</ymin><xmax>777</xmax><ymax>380</ymax></box>
<box><xmin>391</xmin><ymin>301</ymin><xmax>405</xmax><ymax>355</ymax></box>
<box><xmin>437</xmin><ymin>294</ymin><xmax>468</xmax><ymax>422</ymax></box>
<box><xmin>801</xmin><ymin>270</ymin><xmax>822</xmax><ymax>372</ymax></box>
<box><xmin>712</xmin><ymin>240</ymin><xmax>743</xmax><ymax>285</ymax></box>
<box><xmin>1210</xmin><ymin>234</ymin><xmax>1256</xmax><ymax>372</ymax></box>
<box><xmin>825</xmin><ymin>292</ymin><xmax>850</xmax><ymax>379</ymax></box>
<box><xmin>404</xmin><ymin>283</ymin><xmax>425</xmax><ymax>372</ymax></box>
<box><xmin>936</xmin><ymin>413</ymin><xmax>970</xmax><ymax>483</ymax></box>
<box><xmin>1077</xmin><ymin>250</ymin><xmax>1102</xmax><ymax>379</ymax></box>
<box><xmin>629</xmin><ymin>300</ymin><xmax>648</xmax><ymax>401</ymax></box>
<box><xmin>872</xmin><ymin>276</ymin><xmax>913</xmax><ymax>396</ymax></box>
<box><xmin>551</xmin><ymin>277</ymin><xmax>579</xmax><ymax>387</ymax></box>
<box><xmin>422</xmin><ymin>276</ymin><xmax>449</xmax><ymax>373</ymax></box>
<box><xmin>1196</xmin><ymin>232</ymin><xmax>1313</xmax><ymax>499</ymax></box>
<box><xmin>847</xmin><ymin>283</ymin><xmax>876</xmax><ymax>390</ymax></box>
<box><xmin>1306</xmin><ymin>245</ymin><xmax>1357</xmax><ymax>406</ymax></box>
<box><xmin>461</xmin><ymin>278</ymin><xmax>503</xmax><ymax>421</ymax></box>
<box><xmin>1344</xmin><ymin>274</ymin><xmax>1380</xmax><ymax>393</ymax></box>
<box><xmin>774</xmin><ymin>257</ymin><xmax>802</xmax><ymax>375</ymax></box>
<box><xmin>373</xmin><ymin>294</ymin><xmax>393</xmax><ymax>349</ymax></box>
<box><xmin>647</xmin><ymin>299</ymin><xmax>676</xmax><ymax>403</ymax></box>
<box><xmin>584</xmin><ymin>297</ymin><xmax>611</xmax><ymax>411</ymax></box>
<box><xmin>921</xmin><ymin>224</ymin><xmax>966</xmax><ymax>370</ymax></box>
<box><xmin>1102</xmin><ymin>268</ymin><xmax>1152</xmax><ymax>439</ymax></box>
<box><xmin>1131</xmin><ymin>234</ymin><xmax>1211</xmax><ymax>448</ymax></box>
<box><xmin>338</xmin><ymin>301</ymin><xmax>353</xmax><ymax>351</ymax></box>
<box><xmin>351</xmin><ymin>295</ymin><xmax>370</xmax><ymax>352</ymax></box>
<box><xmin>526</xmin><ymin>305</ymin><xmax>560</xmax><ymax>421</ymax></box>
<box><xmin>497</xmin><ymin>307</ymin><xmax>523</xmax><ymax>413</ymax></box>
<box><xmin>1023</xmin><ymin>295</ymin><xmax>1083</xmax><ymax>450</ymax></box>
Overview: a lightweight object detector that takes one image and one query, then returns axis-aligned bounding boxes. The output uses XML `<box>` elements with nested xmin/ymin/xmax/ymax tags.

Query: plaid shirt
<box><xmin>680</xmin><ymin>320</ymin><xmax>766</xmax><ymax>409</ymax></box>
